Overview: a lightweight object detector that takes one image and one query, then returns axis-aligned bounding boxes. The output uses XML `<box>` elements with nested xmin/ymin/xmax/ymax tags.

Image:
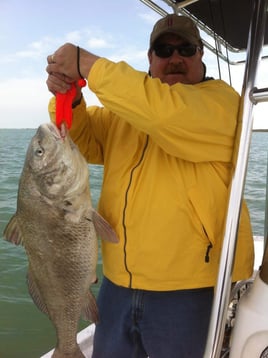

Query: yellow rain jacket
<box><xmin>49</xmin><ymin>58</ymin><xmax>254</xmax><ymax>291</ymax></box>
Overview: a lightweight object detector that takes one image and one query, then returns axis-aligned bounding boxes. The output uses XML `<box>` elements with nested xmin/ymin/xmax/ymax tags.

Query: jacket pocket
<box><xmin>188</xmin><ymin>178</ymin><xmax>228</xmax><ymax>261</ymax></box>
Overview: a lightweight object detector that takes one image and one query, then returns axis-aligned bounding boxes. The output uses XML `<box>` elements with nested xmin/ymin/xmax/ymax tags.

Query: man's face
<box><xmin>148</xmin><ymin>33</ymin><xmax>204</xmax><ymax>85</ymax></box>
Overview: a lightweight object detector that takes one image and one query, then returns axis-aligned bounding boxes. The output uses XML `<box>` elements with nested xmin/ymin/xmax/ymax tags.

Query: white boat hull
<box><xmin>229</xmin><ymin>273</ymin><xmax>268</xmax><ymax>357</ymax></box>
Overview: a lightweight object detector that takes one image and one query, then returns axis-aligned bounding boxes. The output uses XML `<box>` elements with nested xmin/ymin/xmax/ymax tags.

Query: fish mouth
<box><xmin>46</xmin><ymin>122</ymin><xmax>66</xmax><ymax>140</ymax></box>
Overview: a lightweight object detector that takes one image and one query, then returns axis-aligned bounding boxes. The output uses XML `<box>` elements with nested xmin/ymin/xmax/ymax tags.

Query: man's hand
<box><xmin>46</xmin><ymin>43</ymin><xmax>99</xmax><ymax>83</ymax></box>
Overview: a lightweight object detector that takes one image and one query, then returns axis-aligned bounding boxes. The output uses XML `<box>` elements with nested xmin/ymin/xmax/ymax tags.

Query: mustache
<box><xmin>165</xmin><ymin>64</ymin><xmax>187</xmax><ymax>75</ymax></box>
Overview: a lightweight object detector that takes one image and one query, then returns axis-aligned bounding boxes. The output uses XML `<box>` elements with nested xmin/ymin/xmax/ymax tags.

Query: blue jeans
<box><xmin>92</xmin><ymin>277</ymin><xmax>213</xmax><ymax>358</ymax></box>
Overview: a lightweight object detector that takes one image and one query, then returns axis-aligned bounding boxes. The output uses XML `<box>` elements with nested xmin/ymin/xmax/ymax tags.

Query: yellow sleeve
<box><xmin>88</xmin><ymin>58</ymin><xmax>240</xmax><ymax>163</ymax></box>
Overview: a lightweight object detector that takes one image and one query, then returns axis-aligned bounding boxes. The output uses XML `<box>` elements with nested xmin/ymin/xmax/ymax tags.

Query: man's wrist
<box><xmin>72</xmin><ymin>94</ymin><xmax>83</xmax><ymax>108</ymax></box>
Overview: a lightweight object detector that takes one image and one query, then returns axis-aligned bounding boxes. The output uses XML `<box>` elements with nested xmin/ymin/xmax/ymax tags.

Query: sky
<box><xmin>0</xmin><ymin>0</ymin><xmax>267</xmax><ymax>129</ymax></box>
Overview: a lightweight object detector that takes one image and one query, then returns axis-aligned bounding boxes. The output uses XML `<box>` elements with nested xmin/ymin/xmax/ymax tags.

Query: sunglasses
<box><xmin>153</xmin><ymin>43</ymin><xmax>200</xmax><ymax>58</ymax></box>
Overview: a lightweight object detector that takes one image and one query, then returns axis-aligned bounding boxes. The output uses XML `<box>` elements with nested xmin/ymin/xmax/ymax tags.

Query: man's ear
<box><xmin>147</xmin><ymin>49</ymin><xmax>153</xmax><ymax>64</ymax></box>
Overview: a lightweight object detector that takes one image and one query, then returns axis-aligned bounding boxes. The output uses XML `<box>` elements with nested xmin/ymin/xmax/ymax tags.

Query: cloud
<box><xmin>1</xmin><ymin>28</ymin><xmax>105</xmax><ymax>66</ymax></box>
<box><xmin>138</xmin><ymin>11</ymin><xmax>161</xmax><ymax>25</ymax></box>
<box><xmin>0</xmin><ymin>76</ymin><xmax>101</xmax><ymax>129</ymax></box>
<box><xmin>0</xmin><ymin>22</ymin><xmax>149</xmax><ymax>128</ymax></box>
<box><xmin>0</xmin><ymin>77</ymin><xmax>50</xmax><ymax>128</ymax></box>
<box><xmin>65</xmin><ymin>31</ymin><xmax>83</xmax><ymax>44</ymax></box>
<box><xmin>0</xmin><ymin>27</ymin><xmax>118</xmax><ymax>80</ymax></box>
<box><xmin>1</xmin><ymin>8</ymin><xmax>267</xmax><ymax>130</ymax></box>
<box><xmin>109</xmin><ymin>47</ymin><xmax>148</xmax><ymax>69</ymax></box>
<box><xmin>87</xmin><ymin>37</ymin><xmax>113</xmax><ymax>49</ymax></box>
<box><xmin>253</xmin><ymin>102</ymin><xmax>268</xmax><ymax>129</ymax></box>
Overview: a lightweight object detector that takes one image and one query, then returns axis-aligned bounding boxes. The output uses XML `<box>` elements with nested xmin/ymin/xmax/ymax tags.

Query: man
<box><xmin>46</xmin><ymin>14</ymin><xmax>254</xmax><ymax>358</ymax></box>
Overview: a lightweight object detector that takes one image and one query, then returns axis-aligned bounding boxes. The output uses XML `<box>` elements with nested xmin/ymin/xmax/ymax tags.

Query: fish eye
<box><xmin>35</xmin><ymin>147</ymin><xmax>44</xmax><ymax>157</ymax></box>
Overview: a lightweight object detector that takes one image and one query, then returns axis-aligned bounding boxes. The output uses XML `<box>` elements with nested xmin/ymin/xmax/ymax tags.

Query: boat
<box><xmin>41</xmin><ymin>0</ymin><xmax>268</xmax><ymax>357</ymax></box>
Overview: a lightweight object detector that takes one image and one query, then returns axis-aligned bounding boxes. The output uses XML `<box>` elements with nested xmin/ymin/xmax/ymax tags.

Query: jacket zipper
<box><xmin>203</xmin><ymin>225</ymin><xmax>213</xmax><ymax>263</ymax></box>
<box><xmin>122</xmin><ymin>135</ymin><xmax>149</xmax><ymax>288</ymax></box>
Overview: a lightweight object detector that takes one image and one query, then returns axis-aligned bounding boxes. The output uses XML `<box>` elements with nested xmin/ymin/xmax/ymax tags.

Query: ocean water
<box><xmin>0</xmin><ymin>128</ymin><xmax>267</xmax><ymax>357</ymax></box>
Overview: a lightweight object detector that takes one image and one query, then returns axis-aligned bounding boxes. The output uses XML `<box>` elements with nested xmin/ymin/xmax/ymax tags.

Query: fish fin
<box><xmin>81</xmin><ymin>290</ymin><xmax>99</xmax><ymax>323</ymax></box>
<box><xmin>92</xmin><ymin>275</ymin><xmax>98</xmax><ymax>284</ymax></box>
<box><xmin>27</xmin><ymin>271</ymin><xmax>49</xmax><ymax>315</ymax></box>
<box><xmin>3</xmin><ymin>214</ymin><xmax>24</xmax><ymax>246</ymax></box>
<box><xmin>92</xmin><ymin>209</ymin><xmax>119</xmax><ymax>243</ymax></box>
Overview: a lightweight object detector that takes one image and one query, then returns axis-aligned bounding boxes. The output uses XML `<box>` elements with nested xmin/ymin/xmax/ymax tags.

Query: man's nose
<box><xmin>169</xmin><ymin>50</ymin><xmax>184</xmax><ymax>62</ymax></box>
